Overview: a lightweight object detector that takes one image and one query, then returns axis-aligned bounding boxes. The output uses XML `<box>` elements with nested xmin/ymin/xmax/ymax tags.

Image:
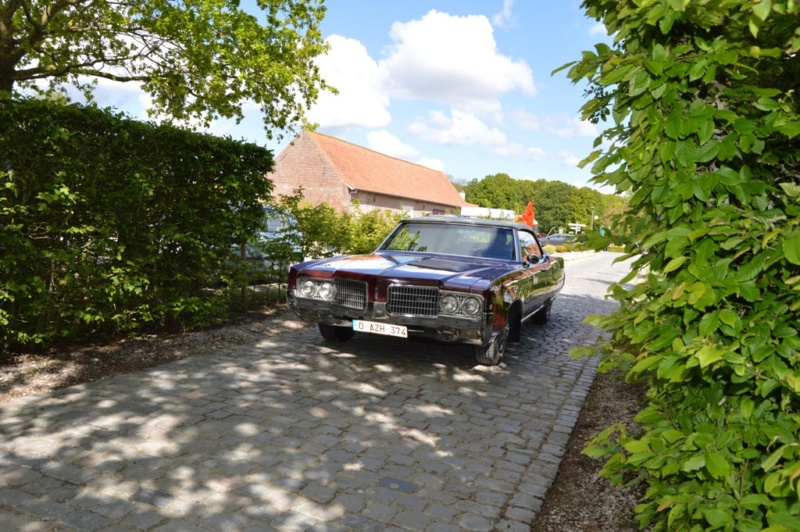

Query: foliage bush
<box><xmin>1</xmin><ymin>98</ymin><xmax>273</xmax><ymax>350</ymax></box>
<box><xmin>275</xmin><ymin>190</ymin><xmax>405</xmax><ymax>258</ymax></box>
<box><xmin>343</xmin><ymin>204</ymin><xmax>407</xmax><ymax>255</ymax></box>
<box><xmin>563</xmin><ymin>1</ymin><xmax>800</xmax><ymax>530</ymax></box>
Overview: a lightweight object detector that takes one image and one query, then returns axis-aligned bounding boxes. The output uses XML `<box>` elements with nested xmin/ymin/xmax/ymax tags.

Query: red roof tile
<box><xmin>306</xmin><ymin>131</ymin><xmax>471</xmax><ymax>208</ymax></box>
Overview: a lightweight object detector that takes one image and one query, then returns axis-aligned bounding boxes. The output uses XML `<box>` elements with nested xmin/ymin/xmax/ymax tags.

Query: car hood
<box><xmin>300</xmin><ymin>252</ymin><xmax>510</xmax><ymax>289</ymax></box>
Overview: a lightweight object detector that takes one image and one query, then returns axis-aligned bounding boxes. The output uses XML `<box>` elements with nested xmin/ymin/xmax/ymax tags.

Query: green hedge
<box><xmin>564</xmin><ymin>1</ymin><xmax>800</xmax><ymax>530</ymax></box>
<box><xmin>1</xmin><ymin>98</ymin><xmax>274</xmax><ymax>350</ymax></box>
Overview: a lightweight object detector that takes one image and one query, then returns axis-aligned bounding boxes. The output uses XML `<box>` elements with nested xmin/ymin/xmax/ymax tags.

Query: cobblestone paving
<box><xmin>0</xmin><ymin>253</ymin><xmax>629</xmax><ymax>531</ymax></box>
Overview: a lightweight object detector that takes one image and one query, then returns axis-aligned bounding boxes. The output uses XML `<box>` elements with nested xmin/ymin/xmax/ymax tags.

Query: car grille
<box><xmin>387</xmin><ymin>285</ymin><xmax>439</xmax><ymax>317</ymax></box>
<box><xmin>333</xmin><ymin>279</ymin><xmax>368</xmax><ymax>311</ymax></box>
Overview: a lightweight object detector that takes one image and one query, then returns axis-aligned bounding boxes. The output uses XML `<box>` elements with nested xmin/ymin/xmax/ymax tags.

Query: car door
<box><xmin>517</xmin><ymin>230</ymin><xmax>552</xmax><ymax>316</ymax></box>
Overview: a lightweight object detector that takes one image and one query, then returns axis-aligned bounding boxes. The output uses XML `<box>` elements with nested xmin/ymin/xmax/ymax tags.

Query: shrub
<box><xmin>1</xmin><ymin>98</ymin><xmax>273</xmax><ymax>349</ymax></box>
<box><xmin>564</xmin><ymin>2</ymin><xmax>800</xmax><ymax>530</ymax></box>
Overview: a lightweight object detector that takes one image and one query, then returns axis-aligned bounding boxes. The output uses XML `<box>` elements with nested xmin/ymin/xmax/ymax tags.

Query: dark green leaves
<box><xmin>562</xmin><ymin>0</ymin><xmax>800</xmax><ymax>529</ymax></box>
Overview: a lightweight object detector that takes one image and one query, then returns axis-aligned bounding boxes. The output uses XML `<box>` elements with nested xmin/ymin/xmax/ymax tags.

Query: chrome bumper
<box><xmin>288</xmin><ymin>289</ymin><xmax>494</xmax><ymax>346</ymax></box>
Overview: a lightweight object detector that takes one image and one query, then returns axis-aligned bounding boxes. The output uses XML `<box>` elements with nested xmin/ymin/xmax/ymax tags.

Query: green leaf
<box><xmin>782</xmin><ymin>234</ymin><xmax>800</xmax><ymax>265</ymax></box>
<box><xmin>662</xmin><ymin>429</ymin><xmax>685</xmax><ymax>443</ymax></box>
<box><xmin>739</xmin><ymin>397</ymin><xmax>754</xmax><ymax>419</ymax></box>
<box><xmin>736</xmin><ymin>259</ymin><xmax>763</xmax><ymax>282</ymax></box>
<box><xmin>683</xmin><ymin>453</ymin><xmax>706</xmax><ymax>471</ymax></box>
<box><xmin>767</xmin><ymin>511</ymin><xmax>800</xmax><ymax>530</ymax></box>
<box><xmin>641</xmin><ymin>231</ymin><xmax>668</xmax><ymax>250</ymax></box>
<box><xmin>697</xmin><ymin>121</ymin><xmax>715</xmax><ymax>145</ymax></box>
<box><xmin>740</xmin><ymin>493</ymin><xmax>771</xmax><ymax>510</ymax></box>
<box><xmin>632</xmin><ymin>355</ymin><xmax>661</xmax><ymax>374</ymax></box>
<box><xmin>755</xmin><ymin>97</ymin><xmax>780</xmax><ymax>111</ymax></box>
<box><xmin>687</xmin><ymin>281</ymin><xmax>707</xmax><ymax>305</ymax></box>
<box><xmin>623</xmin><ymin>438</ymin><xmax>651</xmax><ymax>454</ymax></box>
<box><xmin>699</xmin><ymin>312</ymin><xmax>720</xmax><ymax>336</ymax></box>
<box><xmin>762</xmin><ymin>444</ymin><xmax>787</xmax><ymax>471</ymax></box>
<box><xmin>752</xmin><ymin>0</ymin><xmax>772</xmax><ymax>21</ymax></box>
<box><xmin>663</xmin><ymin>256</ymin><xmax>688</xmax><ymax>273</ymax></box>
<box><xmin>776</xmin><ymin>121</ymin><xmax>800</xmax><ymax>138</ymax></box>
<box><xmin>695</xmin><ymin>345</ymin><xmax>724</xmax><ymax>368</ymax></box>
<box><xmin>665</xmin><ymin>113</ymin><xmax>684</xmax><ymax>139</ymax></box>
<box><xmin>739</xmin><ymin>281</ymin><xmax>759</xmax><ymax>302</ymax></box>
<box><xmin>675</xmin><ymin>141</ymin><xmax>698</xmax><ymax>166</ymax></box>
<box><xmin>719</xmin><ymin>309</ymin><xmax>738</xmax><ymax>326</ymax></box>
<box><xmin>629</xmin><ymin>69</ymin><xmax>651</xmax><ymax>96</ymax></box>
<box><xmin>695</xmin><ymin>140</ymin><xmax>719</xmax><ymax>162</ymax></box>
<box><xmin>705</xmin><ymin>452</ymin><xmax>730</xmax><ymax>478</ymax></box>
<box><xmin>601</xmin><ymin>63</ymin><xmax>634</xmax><ymax>85</ymax></box>
<box><xmin>704</xmin><ymin>507</ymin><xmax>734</xmax><ymax>527</ymax></box>
<box><xmin>659</xmin><ymin>11</ymin><xmax>680</xmax><ymax>34</ymax></box>
<box><xmin>689</xmin><ymin>59</ymin><xmax>708</xmax><ymax>81</ymax></box>
<box><xmin>780</xmin><ymin>182</ymin><xmax>800</xmax><ymax>198</ymax></box>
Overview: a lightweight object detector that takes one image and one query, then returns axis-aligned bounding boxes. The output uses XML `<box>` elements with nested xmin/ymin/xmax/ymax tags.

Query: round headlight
<box><xmin>440</xmin><ymin>295</ymin><xmax>459</xmax><ymax>314</ymax></box>
<box><xmin>462</xmin><ymin>297</ymin><xmax>482</xmax><ymax>316</ymax></box>
<box><xmin>299</xmin><ymin>279</ymin><xmax>318</xmax><ymax>298</ymax></box>
<box><xmin>318</xmin><ymin>281</ymin><xmax>336</xmax><ymax>300</ymax></box>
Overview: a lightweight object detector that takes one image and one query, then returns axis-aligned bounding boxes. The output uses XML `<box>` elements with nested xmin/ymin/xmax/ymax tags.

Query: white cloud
<box><xmin>509</xmin><ymin>108</ymin><xmax>544</xmax><ymax>131</ymax></box>
<box><xmin>366</xmin><ymin>130</ymin><xmax>445</xmax><ymax>171</ymax></box>
<box><xmin>588</xmin><ymin>23</ymin><xmax>607</xmax><ymax>36</ymax></box>
<box><xmin>494</xmin><ymin>143</ymin><xmax>549</xmax><ymax>162</ymax></box>
<box><xmin>378</xmin><ymin>10</ymin><xmax>536</xmax><ymax>110</ymax></box>
<box><xmin>414</xmin><ymin>156</ymin><xmax>446</xmax><ymax>172</ymax></box>
<box><xmin>511</xmin><ymin>109</ymin><xmax>597</xmax><ymax>138</ymax></box>
<box><xmin>408</xmin><ymin>109</ymin><xmax>508</xmax><ymax>148</ymax></box>
<box><xmin>550</xmin><ymin>116</ymin><xmax>598</xmax><ymax>138</ymax></box>
<box><xmin>408</xmin><ymin>108</ymin><xmax>574</xmax><ymax>165</ymax></box>
<box><xmin>558</xmin><ymin>150</ymin><xmax>581</xmax><ymax>167</ymax></box>
<box><xmin>307</xmin><ymin>35</ymin><xmax>391</xmax><ymax>129</ymax></box>
<box><xmin>492</xmin><ymin>0</ymin><xmax>516</xmax><ymax>28</ymax></box>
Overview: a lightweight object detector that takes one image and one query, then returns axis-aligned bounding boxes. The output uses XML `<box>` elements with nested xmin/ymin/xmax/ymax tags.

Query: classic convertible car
<box><xmin>287</xmin><ymin>216</ymin><xmax>565</xmax><ymax>365</ymax></box>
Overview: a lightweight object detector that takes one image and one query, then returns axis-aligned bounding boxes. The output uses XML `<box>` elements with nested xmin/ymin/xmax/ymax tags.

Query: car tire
<box><xmin>473</xmin><ymin>324</ymin><xmax>508</xmax><ymax>366</ymax></box>
<box><xmin>531</xmin><ymin>300</ymin><xmax>552</xmax><ymax>325</ymax></box>
<box><xmin>318</xmin><ymin>323</ymin><xmax>355</xmax><ymax>342</ymax></box>
<box><xmin>508</xmin><ymin>304</ymin><xmax>522</xmax><ymax>343</ymax></box>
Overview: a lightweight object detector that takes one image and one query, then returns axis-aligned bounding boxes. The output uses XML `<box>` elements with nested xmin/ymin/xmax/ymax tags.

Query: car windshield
<box><xmin>379</xmin><ymin>222</ymin><xmax>517</xmax><ymax>261</ymax></box>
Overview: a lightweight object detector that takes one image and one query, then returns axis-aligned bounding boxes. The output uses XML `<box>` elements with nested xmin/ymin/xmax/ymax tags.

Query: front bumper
<box><xmin>288</xmin><ymin>289</ymin><xmax>494</xmax><ymax>346</ymax></box>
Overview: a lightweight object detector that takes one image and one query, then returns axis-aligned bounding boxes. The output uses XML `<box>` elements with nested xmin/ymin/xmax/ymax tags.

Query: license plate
<box><xmin>353</xmin><ymin>320</ymin><xmax>408</xmax><ymax>338</ymax></box>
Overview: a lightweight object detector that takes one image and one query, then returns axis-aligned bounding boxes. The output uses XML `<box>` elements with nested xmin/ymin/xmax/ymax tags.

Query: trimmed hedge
<box><xmin>1</xmin><ymin>98</ymin><xmax>274</xmax><ymax>350</ymax></box>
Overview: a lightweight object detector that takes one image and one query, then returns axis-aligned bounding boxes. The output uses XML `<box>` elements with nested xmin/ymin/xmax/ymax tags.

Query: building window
<box><xmin>401</xmin><ymin>205</ymin><xmax>414</xmax><ymax>216</ymax></box>
<box><xmin>432</xmin><ymin>209</ymin><xmax>445</xmax><ymax>215</ymax></box>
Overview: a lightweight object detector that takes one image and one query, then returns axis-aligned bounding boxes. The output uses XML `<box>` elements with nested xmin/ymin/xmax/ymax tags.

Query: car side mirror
<box><xmin>526</xmin><ymin>253</ymin><xmax>541</xmax><ymax>264</ymax></box>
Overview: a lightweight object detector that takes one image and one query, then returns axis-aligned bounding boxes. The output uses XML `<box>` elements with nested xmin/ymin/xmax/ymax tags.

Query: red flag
<box><xmin>517</xmin><ymin>201</ymin><xmax>534</xmax><ymax>228</ymax></box>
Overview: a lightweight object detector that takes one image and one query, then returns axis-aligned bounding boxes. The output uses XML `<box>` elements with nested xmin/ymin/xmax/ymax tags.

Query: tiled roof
<box><xmin>306</xmin><ymin>131</ymin><xmax>471</xmax><ymax>208</ymax></box>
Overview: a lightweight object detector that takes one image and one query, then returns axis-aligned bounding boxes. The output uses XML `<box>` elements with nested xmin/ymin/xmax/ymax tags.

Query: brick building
<box><xmin>266</xmin><ymin>130</ymin><xmax>472</xmax><ymax>216</ymax></box>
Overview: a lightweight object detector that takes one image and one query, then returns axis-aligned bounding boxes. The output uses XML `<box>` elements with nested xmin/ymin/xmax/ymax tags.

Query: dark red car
<box><xmin>287</xmin><ymin>216</ymin><xmax>565</xmax><ymax>365</ymax></box>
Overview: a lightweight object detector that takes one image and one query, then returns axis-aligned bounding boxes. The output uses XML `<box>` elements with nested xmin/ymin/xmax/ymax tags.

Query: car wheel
<box><xmin>508</xmin><ymin>304</ymin><xmax>522</xmax><ymax>343</ymax></box>
<box><xmin>531</xmin><ymin>300</ymin><xmax>552</xmax><ymax>325</ymax></box>
<box><xmin>318</xmin><ymin>323</ymin><xmax>355</xmax><ymax>342</ymax></box>
<box><xmin>473</xmin><ymin>324</ymin><xmax>508</xmax><ymax>366</ymax></box>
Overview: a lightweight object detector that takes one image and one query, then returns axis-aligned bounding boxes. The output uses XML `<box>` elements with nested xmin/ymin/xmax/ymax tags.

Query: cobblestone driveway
<box><xmin>0</xmin><ymin>253</ymin><xmax>630</xmax><ymax>531</ymax></box>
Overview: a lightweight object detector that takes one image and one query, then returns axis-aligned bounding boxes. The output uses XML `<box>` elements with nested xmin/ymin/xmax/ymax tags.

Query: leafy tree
<box><xmin>570</xmin><ymin>186</ymin><xmax>602</xmax><ymax>228</ymax></box>
<box><xmin>535</xmin><ymin>181</ymin><xmax>574</xmax><ymax>231</ymax></box>
<box><xmin>275</xmin><ymin>189</ymin><xmax>348</xmax><ymax>259</ymax></box>
<box><xmin>562</xmin><ymin>1</ymin><xmax>800</xmax><ymax>530</ymax></box>
<box><xmin>0</xmin><ymin>0</ymin><xmax>331</xmax><ymax>139</ymax></box>
<box><xmin>597</xmin><ymin>193</ymin><xmax>628</xmax><ymax>229</ymax></box>
<box><xmin>276</xmin><ymin>191</ymin><xmax>403</xmax><ymax>258</ymax></box>
<box><xmin>343</xmin><ymin>206</ymin><xmax>406</xmax><ymax>255</ymax></box>
<box><xmin>462</xmin><ymin>173</ymin><xmax>624</xmax><ymax>232</ymax></box>
<box><xmin>463</xmin><ymin>173</ymin><xmax>517</xmax><ymax>209</ymax></box>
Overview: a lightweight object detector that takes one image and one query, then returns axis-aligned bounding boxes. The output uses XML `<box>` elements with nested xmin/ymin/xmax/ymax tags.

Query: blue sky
<box><xmin>88</xmin><ymin>0</ymin><xmax>610</xmax><ymax>189</ymax></box>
